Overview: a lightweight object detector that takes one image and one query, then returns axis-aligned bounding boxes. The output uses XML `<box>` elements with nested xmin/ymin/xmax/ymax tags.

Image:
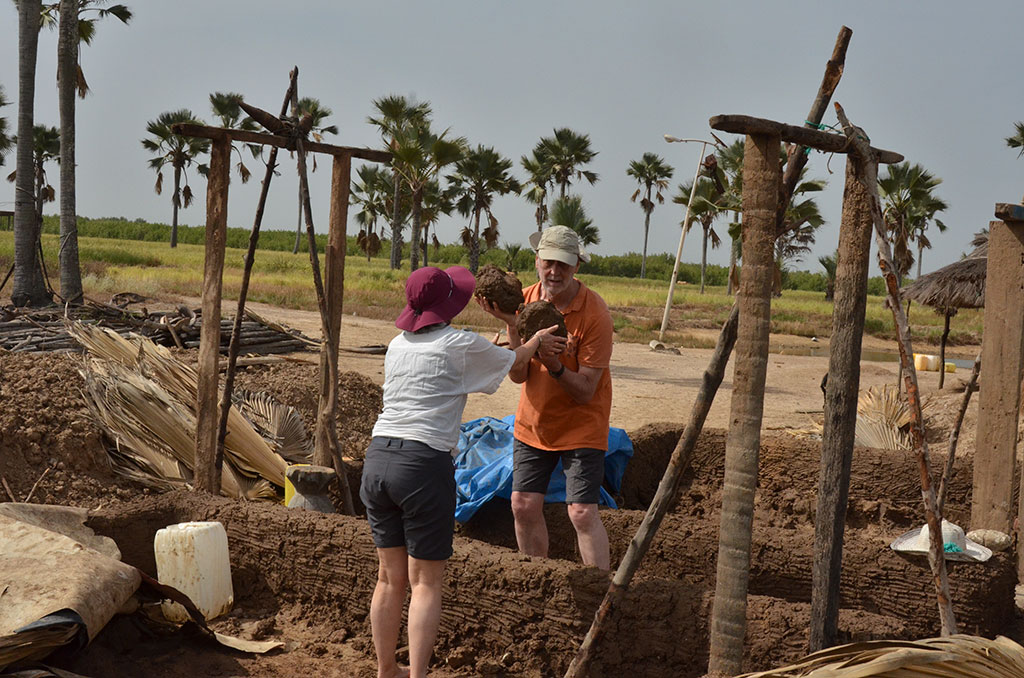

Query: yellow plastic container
<box><xmin>944</xmin><ymin>362</ymin><xmax>956</xmax><ymax>373</ymax></box>
<box><xmin>154</xmin><ymin>521</ymin><xmax>234</xmax><ymax>622</ymax></box>
<box><xmin>913</xmin><ymin>353</ymin><xmax>940</xmax><ymax>372</ymax></box>
<box><xmin>284</xmin><ymin>463</ymin><xmax>310</xmax><ymax>506</ymax></box>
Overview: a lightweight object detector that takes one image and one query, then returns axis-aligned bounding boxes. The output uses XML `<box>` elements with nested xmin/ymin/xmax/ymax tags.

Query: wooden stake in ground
<box><xmin>808</xmin><ymin>132</ymin><xmax>875</xmax><ymax>652</ymax></box>
<box><xmin>938</xmin><ymin>355</ymin><xmax>980</xmax><ymax>516</ymax></box>
<box><xmin>835</xmin><ymin>102</ymin><xmax>957</xmax><ymax>636</ymax></box>
<box><xmin>707</xmin><ymin>131</ymin><xmax>779</xmax><ymax>677</ymax></box>
<box><xmin>564</xmin><ymin>304</ymin><xmax>739</xmax><ymax>678</ymax></box>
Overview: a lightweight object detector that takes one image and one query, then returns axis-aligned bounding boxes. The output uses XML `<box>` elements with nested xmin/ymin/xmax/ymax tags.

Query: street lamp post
<box><xmin>659</xmin><ymin>135</ymin><xmax>717</xmax><ymax>341</ymax></box>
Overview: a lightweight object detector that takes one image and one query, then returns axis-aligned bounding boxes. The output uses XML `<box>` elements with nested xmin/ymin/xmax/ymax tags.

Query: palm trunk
<box><xmin>640</xmin><ymin>207</ymin><xmax>651</xmax><ymax>279</ymax></box>
<box><xmin>170</xmin><ymin>164</ymin><xmax>181</xmax><ymax>248</ymax></box>
<box><xmin>389</xmin><ymin>166</ymin><xmax>403</xmax><ymax>269</ymax></box>
<box><xmin>701</xmin><ymin>224</ymin><xmax>709</xmax><ymax>294</ymax></box>
<box><xmin>57</xmin><ymin>0</ymin><xmax>82</xmax><ymax>305</ymax></box>
<box><xmin>421</xmin><ymin>226</ymin><xmax>429</xmax><ymax>268</ymax></box>
<box><xmin>469</xmin><ymin>207</ymin><xmax>481</xmax><ymax>273</ymax></box>
<box><xmin>707</xmin><ymin>132</ymin><xmax>779</xmax><ymax>677</ymax></box>
<box><xmin>409</xmin><ymin>186</ymin><xmax>423</xmax><ymax>271</ymax></box>
<box><xmin>938</xmin><ymin>312</ymin><xmax>950</xmax><ymax>390</ymax></box>
<box><xmin>12</xmin><ymin>0</ymin><xmax>48</xmax><ymax>308</ymax></box>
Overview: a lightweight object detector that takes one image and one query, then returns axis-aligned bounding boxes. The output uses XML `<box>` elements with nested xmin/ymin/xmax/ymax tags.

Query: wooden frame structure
<box><xmin>171</xmin><ymin>87</ymin><xmax>389</xmax><ymax>511</ymax></box>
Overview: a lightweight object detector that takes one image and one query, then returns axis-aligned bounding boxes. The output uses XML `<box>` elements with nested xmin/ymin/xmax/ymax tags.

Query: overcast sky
<box><xmin>2</xmin><ymin>1</ymin><xmax>1022</xmax><ymax>275</ymax></box>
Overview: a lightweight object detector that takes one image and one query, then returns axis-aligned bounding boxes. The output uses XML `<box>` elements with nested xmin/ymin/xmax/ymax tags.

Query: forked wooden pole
<box><xmin>216</xmin><ymin>78</ymin><xmax>295</xmax><ymax>470</ymax></box>
<box><xmin>835</xmin><ymin>102</ymin><xmax>957</xmax><ymax>635</ymax></box>
<box><xmin>564</xmin><ymin>304</ymin><xmax>738</xmax><ymax>678</ymax></box>
<box><xmin>937</xmin><ymin>355</ymin><xmax>981</xmax><ymax>515</ymax></box>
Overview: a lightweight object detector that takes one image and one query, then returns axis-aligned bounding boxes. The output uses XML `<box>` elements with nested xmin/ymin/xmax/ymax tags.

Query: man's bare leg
<box><xmin>568</xmin><ymin>502</ymin><xmax>609</xmax><ymax>570</ymax></box>
<box><xmin>407</xmin><ymin>557</ymin><xmax>446</xmax><ymax>678</ymax></box>
<box><xmin>511</xmin><ymin>490</ymin><xmax>549</xmax><ymax>557</ymax></box>
<box><xmin>370</xmin><ymin>547</ymin><xmax>411</xmax><ymax>678</ymax></box>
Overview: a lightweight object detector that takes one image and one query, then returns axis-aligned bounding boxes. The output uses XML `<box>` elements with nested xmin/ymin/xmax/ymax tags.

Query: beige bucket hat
<box><xmin>529</xmin><ymin>225</ymin><xmax>590</xmax><ymax>266</ymax></box>
<box><xmin>889</xmin><ymin>519</ymin><xmax>992</xmax><ymax>563</ymax></box>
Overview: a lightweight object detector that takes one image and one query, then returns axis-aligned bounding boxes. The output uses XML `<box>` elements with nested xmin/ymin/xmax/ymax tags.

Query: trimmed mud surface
<box><xmin>516</xmin><ymin>300</ymin><xmax>567</xmax><ymax>341</ymax></box>
<box><xmin>0</xmin><ymin>349</ymin><xmax>1018</xmax><ymax>677</ymax></box>
<box><xmin>475</xmin><ymin>264</ymin><xmax>525</xmax><ymax>314</ymax></box>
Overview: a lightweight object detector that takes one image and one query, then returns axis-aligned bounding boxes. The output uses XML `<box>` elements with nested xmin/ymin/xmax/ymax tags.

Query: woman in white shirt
<box><xmin>360</xmin><ymin>264</ymin><xmax>562</xmax><ymax>678</ymax></box>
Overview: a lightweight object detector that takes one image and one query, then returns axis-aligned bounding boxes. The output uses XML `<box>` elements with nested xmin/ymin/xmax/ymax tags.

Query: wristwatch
<box><xmin>550</xmin><ymin>363</ymin><xmax>566</xmax><ymax>379</ymax></box>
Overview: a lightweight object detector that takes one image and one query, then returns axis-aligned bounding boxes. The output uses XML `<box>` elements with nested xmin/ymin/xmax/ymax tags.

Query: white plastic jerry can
<box><xmin>154</xmin><ymin>521</ymin><xmax>234</xmax><ymax>622</ymax></box>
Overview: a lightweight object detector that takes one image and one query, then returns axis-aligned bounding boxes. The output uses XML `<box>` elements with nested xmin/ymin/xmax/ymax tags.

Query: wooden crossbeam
<box><xmin>709</xmin><ymin>114</ymin><xmax>903</xmax><ymax>164</ymax></box>
<box><xmin>995</xmin><ymin>202</ymin><xmax>1024</xmax><ymax>223</ymax></box>
<box><xmin>171</xmin><ymin>122</ymin><xmax>391</xmax><ymax>162</ymax></box>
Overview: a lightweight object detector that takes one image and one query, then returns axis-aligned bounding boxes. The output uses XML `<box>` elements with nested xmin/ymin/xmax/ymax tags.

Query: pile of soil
<box><xmin>2</xmin><ymin>349</ymin><xmax>1019</xmax><ymax>678</ymax></box>
<box><xmin>515</xmin><ymin>300</ymin><xmax>567</xmax><ymax>341</ymax></box>
<box><xmin>474</xmin><ymin>264</ymin><xmax>524</xmax><ymax>314</ymax></box>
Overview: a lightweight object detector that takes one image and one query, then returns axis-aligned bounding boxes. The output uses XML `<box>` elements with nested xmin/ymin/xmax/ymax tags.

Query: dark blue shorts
<box><xmin>359</xmin><ymin>437</ymin><xmax>456</xmax><ymax>561</ymax></box>
<box><xmin>511</xmin><ymin>439</ymin><xmax>605</xmax><ymax>505</ymax></box>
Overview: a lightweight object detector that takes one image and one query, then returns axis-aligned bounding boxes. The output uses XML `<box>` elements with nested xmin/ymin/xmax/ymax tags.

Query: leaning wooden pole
<box><xmin>707</xmin><ymin>132</ymin><xmax>779</xmax><ymax>677</ymax></box>
<box><xmin>776</xmin><ymin>25</ymin><xmax>851</xmax><ymax>237</ymax></box>
<box><xmin>194</xmin><ymin>135</ymin><xmax>231</xmax><ymax>494</ymax></box>
<box><xmin>289</xmin><ymin>68</ymin><xmax>354</xmax><ymax>514</ymax></box>
<box><xmin>835</xmin><ymin>102</ymin><xmax>957</xmax><ymax>635</ymax></box>
<box><xmin>809</xmin><ymin>143</ymin><xmax>874</xmax><ymax>651</ymax></box>
<box><xmin>564</xmin><ymin>304</ymin><xmax>739</xmax><ymax>678</ymax></box>
<box><xmin>938</xmin><ymin>355</ymin><xmax>981</xmax><ymax>515</ymax></box>
<box><xmin>216</xmin><ymin>79</ymin><xmax>295</xmax><ymax>466</ymax></box>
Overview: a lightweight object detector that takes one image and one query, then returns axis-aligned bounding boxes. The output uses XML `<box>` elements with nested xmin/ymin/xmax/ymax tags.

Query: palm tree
<box><xmin>1005</xmin><ymin>121</ymin><xmax>1024</xmax><ymax>157</ymax></box>
<box><xmin>449</xmin><ymin>145</ymin><xmax>522</xmax><ymax>272</ymax></box>
<box><xmin>141</xmin><ymin>109</ymin><xmax>209</xmax><ymax>248</ymax></box>
<box><xmin>209</xmin><ymin>91</ymin><xmax>259</xmax><ymax>184</ymax></box>
<box><xmin>289</xmin><ymin>97</ymin><xmax>337</xmax><ymax>253</ymax></box>
<box><xmin>878</xmin><ymin>162</ymin><xmax>948</xmax><ymax>283</ymax></box>
<box><xmin>7</xmin><ymin>125</ymin><xmax>60</xmax><ymax>304</ymax></box>
<box><xmin>521</xmin><ymin>147</ymin><xmax>553</xmax><ymax>231</ymax></box>
<box><xmin>550</xmin><ymin>195</ymin><xmax>600</xmax><ymax>247</ymax></box>
<box><xmin>537</xmin><ymin>128</ymin><xmax>599</xmax><ymax>198</ymax></box>
<box><xmin>419</xmin><ymin>178</ymin><xmax>455</xmax><ymax>268</ymax></box>
<box><xmin>389</xmin><ymin>123</ymin><xmax>465</xmax><ymax>271</ymax></box>
<box><xmin>368</xmin><ymin>95</ymin><xmax>432</xmax><ymax>269</ymax></box>
<box><xmin>627</xmin><ymin>152</ymin><xmax>674</xmax><ymax>279</ymax></box>
<box><xmin>40</xmin><ymin>1</ymin><xmax>132</xmax><ymax>99</ymax></box>
<box><xmin>12</xmin><ymin>0</ymin><xmax>50</xmax><ymax>308</ymax></box>
<box><xmin>819</xmin><ymin>253</ymin><xmax>837</xmax><ymax>301</ymax></box>
<box><xmin>673</xmin><ymin>178</ymin><xmax>725</xmax><ymax>293</ymax></box>
<box><xmin>352</xmin><ymin>164</ymin><xmax>391</xmax><ymax>238</ymax></box>
<box><xmin>0</xmin><ymin>85</ymin><xmax>13</xmax><ymax>166</ymax></box>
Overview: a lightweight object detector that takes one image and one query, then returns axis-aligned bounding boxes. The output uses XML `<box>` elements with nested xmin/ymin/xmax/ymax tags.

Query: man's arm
<box><xmin>538</xmin><ymin>356</ymin><xmax>603</xmax><ymax>404</ymax></box>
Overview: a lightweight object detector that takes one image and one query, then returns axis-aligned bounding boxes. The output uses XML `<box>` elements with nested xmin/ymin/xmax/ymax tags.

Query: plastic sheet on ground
<box><xmin>454</xmin><ymin>415</ymin><xmax>633</xmax><ymax>523</ymax></box>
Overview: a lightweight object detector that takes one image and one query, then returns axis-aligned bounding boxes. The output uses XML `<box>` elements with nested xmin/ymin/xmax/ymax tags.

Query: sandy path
<box><xmin>228</xmin><ymin>300</ymin><xmax>975</xmax><ymax>433</ymax></box>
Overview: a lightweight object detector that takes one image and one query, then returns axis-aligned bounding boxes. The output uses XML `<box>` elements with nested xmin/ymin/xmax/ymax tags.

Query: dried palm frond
<box><xmin>854</xmin><ymin>384</ymin><xmax>924</xmax><ymax>452</ymax></box>
<box><xmin>234</xmin><ymin>389</ymin><xmax>313</xmax><ymax>464</ymax></box>
<box><xmin>738</xmin><ymin>634</ymin><xmax>1024</xmax><ymax>677</ymax></box>
<box><xmin>71</xmin><ymin>322</ymin><xmax>288</xmax><ymax>494</ymax></box>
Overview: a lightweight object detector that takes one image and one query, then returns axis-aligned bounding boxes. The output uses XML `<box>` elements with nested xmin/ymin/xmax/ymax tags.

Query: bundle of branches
<box><xmin>738</xmin><ymin>634</ymin><xmax>1024</xmax><ymax>677</ymax></box>
<box><xmin>854</xmin><ymin>384</ymin><xmax>928</xmax><ymax>452</ymax></box>
<box><xmin>71</xmin><ymin>322</ymin><xmax>307</xmax><ymax>500</ymax></box>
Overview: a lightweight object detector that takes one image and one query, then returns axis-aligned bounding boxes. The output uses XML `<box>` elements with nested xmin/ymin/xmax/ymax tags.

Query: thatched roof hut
<box><xmin>900</xmin><ymin>233</ymin><xmax>986</xmax><ymax>388</ymax></box>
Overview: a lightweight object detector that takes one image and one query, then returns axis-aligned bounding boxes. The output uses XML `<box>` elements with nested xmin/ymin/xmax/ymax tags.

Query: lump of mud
<box><xmin>475</xmin><ymin>265</ymin><xmax>524</xmax><ymax>314</ymax></box>
<box><xmin>515</xmin><ymin>300</ymin><xmax>567</xmax><ymax>341</ymax></box>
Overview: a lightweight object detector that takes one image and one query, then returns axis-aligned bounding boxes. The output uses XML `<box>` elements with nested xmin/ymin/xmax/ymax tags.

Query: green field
<box><xmin>0</xmin><ymin>228</ymin><xmax>983</xmax><ymax>349</ymax></box>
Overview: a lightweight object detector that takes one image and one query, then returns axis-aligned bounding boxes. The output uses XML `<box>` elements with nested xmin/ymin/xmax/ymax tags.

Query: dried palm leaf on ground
<box><xmin>737</xmin><ymin>634</ymin><xmax>1024</xmax><ymax>677</ymax></box>
<box><xmin>854</xmin><ymin>384</ymin><xmax>928</xmax><ymax>452</ymax></box>
<box><xmin>233</xmin><ymin>389</ymin><xmax>312</xmax><ymax>464</ymax></box>
<box><xmin>70</xmin><ymin>322</ymin><xmax>287</xmax><ymax>485</ymax></box>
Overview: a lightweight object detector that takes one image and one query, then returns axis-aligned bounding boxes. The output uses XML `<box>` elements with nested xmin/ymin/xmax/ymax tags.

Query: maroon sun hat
<box><xmin>395</xmin><ymin>265</ymin><xmax>477</xmax><ymax>332</ymax></box>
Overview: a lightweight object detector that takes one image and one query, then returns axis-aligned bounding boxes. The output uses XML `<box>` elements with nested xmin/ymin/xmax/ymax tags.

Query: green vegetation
<box><xmin>1</xmin><ymin>223</ymin><xmax>983</xmax><ymax>351</ymax></box>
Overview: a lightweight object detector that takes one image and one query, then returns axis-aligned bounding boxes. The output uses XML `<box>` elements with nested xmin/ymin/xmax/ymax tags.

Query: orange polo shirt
<box><xmin>514</xmin><ymin>280</ymin><xmax>613</xmax><ymax>451</ymax></box>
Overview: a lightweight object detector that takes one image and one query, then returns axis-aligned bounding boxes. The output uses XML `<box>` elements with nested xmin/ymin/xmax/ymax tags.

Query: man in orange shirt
<box><xmin>480</xmin><ymin>225</ymin><xmax>613</xmax><ymax>570</ymax></box>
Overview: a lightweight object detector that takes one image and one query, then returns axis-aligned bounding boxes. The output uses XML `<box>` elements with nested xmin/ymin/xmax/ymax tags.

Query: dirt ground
<box><xmin>0</xmin><ymin>299</ymin><xmax>1007</xmax><ymax>678</ymax></box>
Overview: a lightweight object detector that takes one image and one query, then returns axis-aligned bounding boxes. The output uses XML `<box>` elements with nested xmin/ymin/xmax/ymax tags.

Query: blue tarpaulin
<box><xmin>453</xmin><ymin>415</ymin><xmax>634</xmax><ymax>523</ymax></box>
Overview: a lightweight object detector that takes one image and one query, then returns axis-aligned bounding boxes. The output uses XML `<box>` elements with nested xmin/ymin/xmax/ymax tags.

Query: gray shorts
<box><xmin>511</xmin><ymin>439</ymin><xmax>605</xmax><ymax>505</ymax></box>
<box><xmin>359</xmin><ymin>437</ymin><xmax>456</xmax><ymax>561</ymax></box>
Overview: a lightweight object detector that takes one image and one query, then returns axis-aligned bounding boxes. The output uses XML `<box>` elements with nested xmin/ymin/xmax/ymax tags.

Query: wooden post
<box><xmin>809</xmin><ymin>148</ymin><xmax>874</xmax><ymax>651</ymax></box>
<box><xmin>972</xmin><ymin>217</ymin><xmax>1024</xmax><ymax>541</ymax></box>
<box><xmin>315</xmin><ymin>152</ymin><xmax>356</xmax><ymax>514</ymax></box>
<box><xmin>707</xmin><ymin>132</ymin><xmax>779</xmax><ymax>677</ymax></box>
<box><xmin>194</xmin><ymin>135</ymin><xmax>231</xmax><ymax>494</ymax></box>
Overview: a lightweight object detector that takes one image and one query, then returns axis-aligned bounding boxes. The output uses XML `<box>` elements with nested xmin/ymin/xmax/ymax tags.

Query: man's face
<box><xmin>535</xmin><ymin>256</ymin><xmax>580</xmax><ymax>298</ymax></box>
